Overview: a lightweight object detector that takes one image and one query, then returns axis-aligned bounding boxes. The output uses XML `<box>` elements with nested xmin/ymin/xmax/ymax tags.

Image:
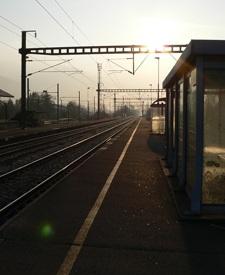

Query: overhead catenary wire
<box><xmin>52</xmin><ymin>0</ymin><xmax>121</xmax><ymax>88</ymax></box>
<box><xmin>0</xmin><ymin>40</ymin><xmax>17</xmax><ymax>51</ymax></box>
<box><xmin>0</xmin><ymin>16</ymin><xmax>46</xmax><ymax>47</ymax></box>
<box><xmin>34</xmin><ymin>0</ymin><xmax>79</xmax><ymax>45</ymax></box>
<box><xmin>0</xmin><ymin>17</ymin><xmax>90</xmax><ymax>93</ymax></box>
<box><xmin>34</xmin><ymin>0</ymin><xmax>97</xmax><ymax>85</ymax></box>
<box><xmin>0</xmin><ymin>14</ymin><xmax>94</xmax><ymax>87</ymax></box>
<box><xmin>54</xmin><ymin>0</ymin><xmax>95</xmax><ymax>46</ymax></box>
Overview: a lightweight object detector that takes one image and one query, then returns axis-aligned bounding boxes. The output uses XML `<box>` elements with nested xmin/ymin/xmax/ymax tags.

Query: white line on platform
<box><xmin>56</xmin><ymin>118</ymin><xmax>141</xmax><ymax>275</ymax></box>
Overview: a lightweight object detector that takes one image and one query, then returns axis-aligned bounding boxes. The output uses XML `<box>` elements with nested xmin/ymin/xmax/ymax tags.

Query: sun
<box><xmin>136</xmin><ymin>17</ymin><xmax>176</xmax><ymax>51</ymax></box>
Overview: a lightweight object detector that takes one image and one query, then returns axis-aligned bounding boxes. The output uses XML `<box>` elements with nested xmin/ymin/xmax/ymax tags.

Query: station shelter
<box><xmin>163</xmin><ymin>40</ymin><xmax>225</xmax><ymax>214</ymax></box>
<box><xmin>150</xmin><ymin>97</ymin><xmax>166</xmax><ymax>134</ymax></box>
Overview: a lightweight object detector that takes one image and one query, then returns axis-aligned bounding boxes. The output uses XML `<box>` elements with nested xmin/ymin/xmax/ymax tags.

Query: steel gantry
<box><xmin>23</xmin><ymin>44</ymin><xmax>187</xmax><ymax>56</ymax></box>
<box><xmin>19</xmin><ymin>30</ymin><xmax>187</xmax><ymax>127</ymax></box>
<box><xmin>100</xmin><ymin>89</ymin><xmax>165</xmax><ymax>93</ymax></box>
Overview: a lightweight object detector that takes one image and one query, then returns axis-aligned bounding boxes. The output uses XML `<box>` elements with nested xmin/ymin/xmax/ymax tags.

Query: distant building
<box><xmin>0</xmin><ymin>88</ymin><xmax>14</xmax><ymax>99</ymax></box>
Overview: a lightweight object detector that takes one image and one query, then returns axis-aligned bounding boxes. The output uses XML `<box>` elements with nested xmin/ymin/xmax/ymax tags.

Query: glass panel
<box><xmin>203</xmin><ymin>70</ymin><xmax>225</xmax><ymax>204</ymax></box>
<box><xmin>178</xmin><ymin>81</ymin><xmax>184</xmax><ymax>182</ymax></box>
<box><xmin>167</xmin><ymin>90</ymin><xmax>173</xmax><ymax>165</ymax></box>
<box><xmin>172</xmin><ymin>87</ymin><xmax>176</xmax><ymax>150</ymax></box>
<box><xmin>186</xmin><ymin>69</ymin><xmax>197</xmax><ymax>191</ymax></box>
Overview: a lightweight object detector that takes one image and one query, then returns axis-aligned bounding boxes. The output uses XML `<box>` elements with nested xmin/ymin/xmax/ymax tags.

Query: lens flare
<box><xmin>39</xmin><ymin>223</ymin><xmax>54</xmax><ymax>238</ymax></box>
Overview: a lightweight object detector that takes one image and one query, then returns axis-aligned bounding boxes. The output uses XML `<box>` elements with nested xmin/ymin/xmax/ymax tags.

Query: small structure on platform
<box><xmin>150</xmin><ymin>97</ymin><xmax>166</xmax><ymax>134</ymax></box>
<box><xmin>163</xmin><ymin>40</ymin><xmax>225</xmax><ymax>214</ymax></box>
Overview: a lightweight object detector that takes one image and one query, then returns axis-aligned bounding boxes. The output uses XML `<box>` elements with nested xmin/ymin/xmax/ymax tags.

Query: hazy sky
<box><xmin>1</xmin><ymin>0</ymin><xmax>225</xmax><ymax>106</ymax></box>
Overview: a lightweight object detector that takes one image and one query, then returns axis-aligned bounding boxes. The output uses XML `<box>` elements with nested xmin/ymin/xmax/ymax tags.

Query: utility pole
<box><xmin>87</xmin><ymin>87</ymin><xmax>90</xmax><ymax>120</ymax></box>
<box><xmin>114</xmin><ymin>92</ymin><xmax>116</xmax><ymax>116</ymax></box>
<box><xmin>97</xmin><ymin>63</ymin><xmax>102</xmax><ymax>119</ymax></box>
<box><xmin>57</xmin><ymin>83</ymin><xmax>59</xmax><ymax>122</ymax></box>
<box><xmin>155</xmin><ymin>57</ymin><xmax>160</xmax><ymax>102</ymax></box>
<box><xmin>123</xmin><ymin>96</ymin><xmax>125</xmax><ymax>117</ymax></box>
<box><xmin>94</xmin><ymin>96</ymin><xmax>95</xmax><ymax>114</ymax></box>
<box><xmin>27</xmin><ymin>77</ymin><xmax>30</xmax><ymax>111</ymax></box>
<box><xmin>21</xmin><ymin>31</ymin><xmax>27</xmax><ymax>128</ymax></box>
<box><xmin>78</xmin><ymin>91</ymin><xmax>81</xmax><ymax>121</ymax></box>
<box><xmin>19</xmin><ymin>30</ymin><xmax>36</xmax><ymax>128</ymax></box>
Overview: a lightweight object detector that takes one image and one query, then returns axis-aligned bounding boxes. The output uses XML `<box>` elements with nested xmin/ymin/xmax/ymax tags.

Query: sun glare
<box><xmin>137</xmin><ymin>17</ymin><xmax>176</xmax><ymax>51</ymax></box>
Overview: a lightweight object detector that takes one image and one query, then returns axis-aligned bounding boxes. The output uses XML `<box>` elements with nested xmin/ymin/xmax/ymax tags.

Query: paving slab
<box><xmin>72</xmin><ymin>119</ymin><xmax>225</xmax><ymax>275</ymax></box>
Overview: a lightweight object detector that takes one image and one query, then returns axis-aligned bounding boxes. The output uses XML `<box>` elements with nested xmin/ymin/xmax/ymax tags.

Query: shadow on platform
<box><xmin>147</xmin><ymin>133</ymin><xmax>166</xmax><ymax>156</ymax></box>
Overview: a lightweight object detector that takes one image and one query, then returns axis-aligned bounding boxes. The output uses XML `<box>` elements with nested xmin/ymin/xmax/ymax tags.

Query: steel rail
<box><xmin>0</xmin><ymin>118</ymin><xmax>133</xmax><ymax>180</ymax></box>
<box><xmin>0</xmin><ymin>119</ymin><xmax>122</xmax><ymax>158</ymax></box>
<box><xmin>0</xmin><ymin>118</ymin><xmax>118</xmax><ymax>151</ymax></box>
<box><xmin>0</xmin><ymin>118</ymin><xmax>136</xmax><ymax>218</ymax></box>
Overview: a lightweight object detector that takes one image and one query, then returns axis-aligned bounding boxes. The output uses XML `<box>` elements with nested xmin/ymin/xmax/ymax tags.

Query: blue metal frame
<box><xmin>164</xmin><ymin>40</ymin><xmax>225</xmax><ymax>214</ymax></box>
<box><xmin>190</xmin><ymin>57</ymin><xmax>204</xmax><ymax>214</ymax></box>
<box><xmin>167</xmin><ymin>89</ymin><xmax>174</xmax><ymax>169</ymax></box>
<box><xmin>177</xmin><ymin>77</ymin><xmax>186</xmax><ymax>187</ymax></box>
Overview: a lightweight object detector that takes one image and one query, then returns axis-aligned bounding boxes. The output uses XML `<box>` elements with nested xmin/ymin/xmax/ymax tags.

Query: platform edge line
<box><xmin>56</xmin><ymin>118</ymin><xmax>141</xmax><ymax>275</ymax></box>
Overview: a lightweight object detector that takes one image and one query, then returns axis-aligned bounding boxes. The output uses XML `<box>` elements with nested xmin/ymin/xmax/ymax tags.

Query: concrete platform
<box><xmin>0</xmin><ymin>119</ymin><xmax>225</xmax><ymax>275</ymax></box>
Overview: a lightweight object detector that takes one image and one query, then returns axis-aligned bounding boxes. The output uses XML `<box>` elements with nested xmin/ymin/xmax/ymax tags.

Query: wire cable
<box><xmin>34</xmin><ymin>0</ymin><xmax>79</xmax><ymax>44</ymax></box>
<box><xmin>0</xmin><ymin>40</ymin><xmax>17</xmax><ymax>50</ymax></box>
<box><xmin>53</xmin><ymin>0</ymin><xmax>121</xmax><ymax>88</ymax></box>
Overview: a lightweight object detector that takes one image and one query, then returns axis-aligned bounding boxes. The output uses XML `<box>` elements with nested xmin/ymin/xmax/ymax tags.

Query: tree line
<box><xmin>0</xmin><ymin>92</ymin><xmax>138</xmax><ymax>123</ymax></box>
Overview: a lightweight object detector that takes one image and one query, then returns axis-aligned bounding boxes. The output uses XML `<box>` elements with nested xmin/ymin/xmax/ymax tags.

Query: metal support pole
<box><xmin>114</xmin><ymin>92</ymin><xmax>116</xmax><ymax>116</ymax></box>
<box><xmin>155</xmin><ymin>57</ymin><xmax>160</xmax><ymax>102</ymax></box>
<box><xmin>57</xmin><ymin>83</ymin><xmax>59</xmax><ymax>122</ymax></box>
<box><xmin>94</xmin><ymin>96</ymin><xmax>95</xmax><ymax>114</ymax></box>
<box><xmin>27</xmin><ymin>77</ymin><xmax>30</xmax><ymax>111</ymax></box>
<box><xmin>97</xmin><ymin>83</ymin><xmax>100</xmax><ymax>119</ymax></box>
<box><xmin>21</xmin><ymin>31</ymin><xmax>27</xmax><ymax>128</ymax></box>
<box><xmin>78</xmin><ymin>91</ymin><xmax>80</xmax><ymax>121</ymax></box>
<box><xmin>87</xmin><ymin>87</ymin><xmax>90</xmax><ymax>120</ymax></box>
<box><xmin>123</xmin><ymin>96</ymin><xmax>124</xmax><ymax>117</ymax></box>
<box><xmin>87</xmin><ymin>100</ymin><xmax>89</xmax><ymax>120</ymax></box>
<box><xmin>97</xmin><ymin>63</ymin><xmax>102</xmax><ymax>119</ymax></box>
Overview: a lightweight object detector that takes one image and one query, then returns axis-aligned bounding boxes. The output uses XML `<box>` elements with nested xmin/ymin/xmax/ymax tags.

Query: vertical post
<box><xmin>155</xmin><ymin>57</ymin><xmax>160</xmax><ymax>102</ymax></box>
<box><xmin>123</xmin><ymin>96</ymin><xmax>124</xmax><ymax>117</ymax></box>
<box><xmin>97</xmin><ymin>63</ymin><xmax>102</xmax><ymax>119</ymax></box>
<box><xmin>78</xmin><ymin>91</ymin><xmax>80</xmax><ymax>121</ymax></box>
<box><xmin>27</xmin><ymin>77</ymin><xmax>30</xmax><ymax>111</ymax></box>
<box><xmin>114</xmin><ymin>92</ymin><xmax>116</xmax><ymax>116</ymax></box>
<box><xmin>191</xmin><ymin>58</ymin><xmax>204</xmax><ymax>214</ymax></box>
<box><xmin>94</xmin><ymin>96</ymin><xmax>95</xmax><ymax>114</ymax></box>
<box><xmin>87</xmin><ymin>87</ymin><xmax>90</xmax><ymax>120</ymax></box>
<box><xmin>97</xmin><ymin>83</ymin><xmax>100</xmax><ymax>119</ymax></box>
<box><xmin>57</xmin><ymin>83</ymin><xmax>59</xmax><ymax>122</ymax></box>
<box><xmin>102</xmin><ymin>95</ymin><xmax>105</xmax><ymax>115</ymax></box>
<box><xmin>149</xmin><ymin>84</ymin><xmax>152</xmax><ymax>106</ymax></box>
<box><xmin>21</xmin><ymin>31</ymin><xmax>27</xmax><ymax>128</ymax></box>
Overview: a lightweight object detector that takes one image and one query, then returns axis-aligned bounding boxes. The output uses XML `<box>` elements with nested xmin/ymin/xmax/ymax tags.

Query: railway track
<box><xmin>0</xmin><ymin>118</ymin><xmax>124</xmax><ymax>175</ymax></box>
<box><xmin>0</xmin><ymin>118</ymin><xmax>137</xmax><ymax>224</ymax></box>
